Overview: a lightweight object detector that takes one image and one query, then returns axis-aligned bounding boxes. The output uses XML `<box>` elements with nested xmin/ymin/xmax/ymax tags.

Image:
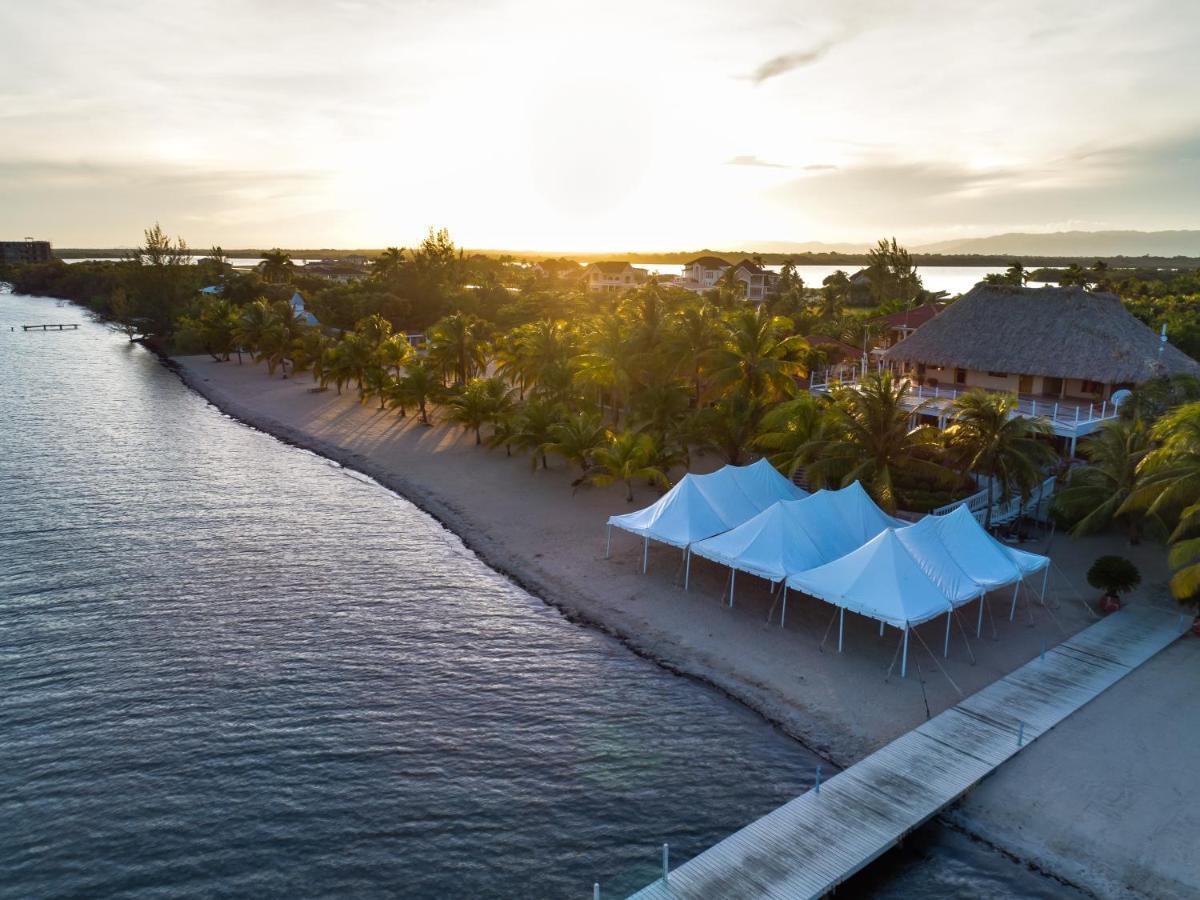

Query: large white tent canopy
<box><xmin>786</xmin><ymin>507</ymin><xmax>1049</xmax><ymax>676</ymax></box>
<box><xmin>689</xmin><ymin>481</ymin><xmax>904</xmax><ymax>586</ymax></box>
<box><xmin>606</xmin><ymin>459</ymin><xmax>806</xmax><ymax>569</ymax></box>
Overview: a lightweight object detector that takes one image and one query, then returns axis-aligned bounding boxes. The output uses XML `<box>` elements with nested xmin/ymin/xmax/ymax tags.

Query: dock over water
<box><xmin>21</xmin><ymin>323</ymin><xmax>79</xmax><ymax>331</ymax></box>
<box><xmin>628</xmin><ymin>605</ymin><xmax>1186</xmax><ymax>899</ymax></box>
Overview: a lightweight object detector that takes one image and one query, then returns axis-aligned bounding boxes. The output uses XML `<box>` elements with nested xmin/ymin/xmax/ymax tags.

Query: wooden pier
<box><xmin>627</xmin><ymin>605</ymin><xmax>1186</xmax><ymax>899</ymax></box>
<box><xmin>21</xmin><ymin>323</ymin><xmax>79</xmax><ymax>331</ymax></box>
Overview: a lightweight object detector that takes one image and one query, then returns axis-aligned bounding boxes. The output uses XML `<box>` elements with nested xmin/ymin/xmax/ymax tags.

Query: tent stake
<box><xmin>838</xmin><ymin>608</ymin><xmax>845</xmax><ymax>653</ymax></box>
<box><xmin>901</xmin><ymin>626</ymin><xmax>910</xmax><ymax>678</ymax></box>
<box><xmin>684</xmin><ymin>550</ymin><xmax>691</xmax><ymax>591</ymax></box>
<box><xmin>605</xmin><ymin>524</ymin><xmax>612</xmax><ymax>559</ymax></box>
<box><xmin>642</xmin><ymin>536</ymin><xmax>649</xmax><ymax>574</ymax></box>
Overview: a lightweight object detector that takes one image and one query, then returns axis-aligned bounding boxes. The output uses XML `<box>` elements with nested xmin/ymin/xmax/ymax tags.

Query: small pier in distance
<box><xmin>627</xmin><ymin>605</ymin><xmax>1186</xmax><ymax>900</ymax></box>
<box><xmin>21</xmin><ymin>323</ymin><xmax>79</xmax><ymax>331</ymax></box>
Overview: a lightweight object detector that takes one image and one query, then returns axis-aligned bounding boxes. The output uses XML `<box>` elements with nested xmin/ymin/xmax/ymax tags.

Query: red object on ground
<box><xmin>1100</xmin><ymin>595</ymin><xmax>1122</xmax><ymax>614</ymax></box>
<box><xmin>1191</xmin><ymin>617</ymin><xmax>1200</xmax><ymax>637</ymax></box>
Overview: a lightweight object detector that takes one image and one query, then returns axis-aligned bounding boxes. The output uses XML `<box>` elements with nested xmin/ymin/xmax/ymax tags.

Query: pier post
<box><xmin>662</xmin><ymin>844</ymin><xmax>669</xmax><ymax>884</ymax></box>
<box><xmin>901</xmin><ymin>626</ymin><xmax>909</xmax><ymax>678</ymax></box>
<box><xmin>838</xmin><ymin>608</ymin><xmax>844</xmax><ymax>652</ymax></box>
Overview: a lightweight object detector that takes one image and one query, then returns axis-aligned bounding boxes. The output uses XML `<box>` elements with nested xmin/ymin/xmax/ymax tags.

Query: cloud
<box><xmin>749</xmin><ymin>41</ymin><xmax>834</xmax><ymax>84</ymax></box>
<box><xmin>726</xmin><ymin>154</ymin><xmax>787</xmax><ymax>168</ymax></box>
<box><xmin>802</xmin><ymin>163</ymin><xmax>838</xmax><ymax>171</ymax></box>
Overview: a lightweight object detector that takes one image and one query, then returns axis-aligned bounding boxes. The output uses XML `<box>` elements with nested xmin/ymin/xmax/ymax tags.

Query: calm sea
<box><xmin>0</xmin><ymin>290</ymin><xmax>1079</xmax><ymax>898</ymax></box>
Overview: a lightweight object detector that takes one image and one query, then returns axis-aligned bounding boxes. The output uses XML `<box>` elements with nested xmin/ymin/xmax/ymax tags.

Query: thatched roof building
<box><xmin>882</xmin><ymin>284</ymin><xmax>1200</xmax><ymax>385</ymax></box>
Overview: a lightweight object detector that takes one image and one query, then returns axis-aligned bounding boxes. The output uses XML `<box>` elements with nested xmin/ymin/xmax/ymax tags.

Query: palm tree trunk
<box><xmin>625</xmin><ymin>478</ymin><xmax>634</xmax><ymax>502</ymax></box>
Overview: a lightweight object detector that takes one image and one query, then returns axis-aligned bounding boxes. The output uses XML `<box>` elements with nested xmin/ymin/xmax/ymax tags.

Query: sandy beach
<box><xmin>172</xmin><ymin>354</ymin><xmax>1194</xmax><ymax>896</ymax></box>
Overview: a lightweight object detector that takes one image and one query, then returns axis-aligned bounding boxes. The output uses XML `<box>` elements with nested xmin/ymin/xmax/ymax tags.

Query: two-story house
<box><xmin>583</xmin><ymin>261</ymin><xmax>649</xmax><ymax>293</ymax></box>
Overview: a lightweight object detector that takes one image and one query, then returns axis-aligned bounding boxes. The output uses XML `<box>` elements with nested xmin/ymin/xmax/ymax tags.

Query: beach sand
<box><xmin>173</xmin><ymin>355</ymin><xmax>1192</xmax><ymax>895</ymax></box>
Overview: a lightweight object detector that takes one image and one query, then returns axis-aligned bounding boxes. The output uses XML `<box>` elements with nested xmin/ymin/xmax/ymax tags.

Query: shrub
<box><xmin>1086</xmin><ymin>556</ymin><xmax>1141</xmax><ymax>597</ymax></box>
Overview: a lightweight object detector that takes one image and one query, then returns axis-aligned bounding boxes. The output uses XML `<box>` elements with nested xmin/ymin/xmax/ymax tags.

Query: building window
<box><xmin>1081</xmin><ymin>379</ymin><xmax>1105</xmax><ymax>394</ymax></box>
<box><xmin>955</xmin><ymin>368</ymin><xmax>966</xmax><ymax>384</ymax></box>
<box><xmin>987</xmin><ymin>371</ymin><xmax>1008</xmax><ymax>378</ymax></box>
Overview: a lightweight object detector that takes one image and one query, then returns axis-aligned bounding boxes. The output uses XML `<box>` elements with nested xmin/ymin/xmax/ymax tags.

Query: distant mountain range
<box><xmin>912</xmin><ymin>230</ymin><xmax>1200</xmax><ymax>257</ymax></box>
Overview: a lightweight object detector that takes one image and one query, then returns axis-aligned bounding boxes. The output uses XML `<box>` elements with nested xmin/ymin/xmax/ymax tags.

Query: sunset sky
<box><xmin>2</xmin><ymin>0</ymin><xmax>1198</xmax><ymax>251</ymax></box>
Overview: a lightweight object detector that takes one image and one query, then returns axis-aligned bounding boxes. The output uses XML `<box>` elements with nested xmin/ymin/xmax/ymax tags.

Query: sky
<box><xmin>2</xmin><ymin>0</ymin><xmax>1199</xmax><ymax>251</ymax></box>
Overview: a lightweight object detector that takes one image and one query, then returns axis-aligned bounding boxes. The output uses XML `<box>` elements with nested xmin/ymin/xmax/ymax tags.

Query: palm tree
<box><xmin>510</xmin><ymin>399</ymin><xmax>563</xmax><ymax>470</ymax></box>
<box><xmin>544</xmin><ymin>412</ymin><xmax>610</xmax><ymax>474</ymax></box>
<box><xmin>703</xmin><ymin>307</ymin><xmax>807</xmax><ymax>402</ymax></box>
<box><xmin>1121</xmin><ymin>402</ymin><xmax>1200</xmax><ymax>599</ymax></box>
<box><xmin>446</xmin><ymin>378</ymin><xmax>498</xmax><ymax>444</ymax></box>
<box><xmin>693</xmin><ymin>394</ymin><xmax>768</xmax><ymax>465</ymax></box>
<box><xmin>398</xmin><ymin>362</ymin><xmax>442</xmax><ymax>425</ymax></box>
<box><xmin>755</xmin><ymin>394</ymin><xmax>829</xmax><ymax>483</ymax></box>
<box><xmin>236</xmin><ymin>298</ymin><xmax>275</xmax><ymax>360</ymax></box>
<box><xmin>587</xmin><ymin>430</ymin><xmax>670</xmax><ymax>502</ymax></box>
<box><xmin>810</xmin><ymin>371</ymin><xmax>952</xmax><ymax>512</ymax></box>
<box><xmin>575</xmin><ymin>311</ymin><xmax>631</xmax><ymax>423</ymax></box>
<box><xmin>373</xmin><ymin>246</ymin><xmax>406</xmax><ymax>280</ymax></box>
<box><xmin>944</xmin><ymin>390</ymin><xmax>1058</xmax><ymax>526</ymax></box>
<box><xmin>261</xmin><ymin>318</ymin><xmax>293</xmax><ymax>377</ymax></box>
<box><xmin>629</xmin><ymin>379</ymin><xmax>691</xmax><ymax>448</ymax></box>
<box><xmin>356</xmin><ymin>313</ymin><xmax>393</xmax><ymax>351</ymax></box>
<box><xmin>1053</xmin><ymin>418</ymin><xmax>1150</xmax><ymax>541</ymax></box>
<box><xmin>376</xmin><ymin>334</ymin><xmax>413</xmax><ymax>380</ymax></box>
<box><xmin>259</xmin><ymin>249</ymin><xmax>295</xmax><ymax>284</ymax></box>
<box><xmin>292</xmin><ymin>329</ymin><xmax>330</xmax><ymax>381</ymax></box>
<box><xmin>361</xmin><ymin>365</ymin><xmax>395</xmax><ymax>410</ymax></box>
<box><xmin>667</xmin><ymin>302</ymin><xmax>723</xmax><ymax>404</ymax></box>
<box><xmin>428</xmin><ymin>313</ymin><xmax>488</xmax><ymax>385</ymax></box>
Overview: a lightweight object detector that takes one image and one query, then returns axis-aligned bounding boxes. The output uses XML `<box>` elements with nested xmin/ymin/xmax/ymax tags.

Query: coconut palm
<box><xmin>261</xmin><ymin>317</ymin><xmax>293</xmax><ymax>377</ymax></box>
<box><xmin>361</xmin><ymin>365</ymin><xmax>395</xmax><ymax>410</ymax></box>
<box><xmin>544</xmin><ymin>412</ymin><xmax>610</xmax><ymax>473</ymax></box>
<box><xmin>292</xmin><ymin>329</ymin><xmax>330</xmax><ymax>381</ymax></box>
<box><xmin>323</xmin><ymin>342</ymin><xmax>356</xmax><ymax>395</ymax></box>
<box><xmin>259</xmin><ymin>249</ymin><xmax>295</xmax><ymax>284</ymax></box>
<box><xmin>397</xmin><ymin>362</ymin><xmax>442</xmax><ymax>425</ymax></box>
<box><xmin>428</xmin><ymin>313</ymin><xmax>488</xmax><ymax>385</ymax></box>
<box><xmin>667</xmin><ymin>302</ymin><xmax>724</xmax><ymax>404</ymax></box>
<box><xmin>693</xmin><ymin>394</ymin><xmax>769</xmax><ymax>465</ymax></box>
<box><xmin>446</xmin><ymin>378</ymin><xmax>504</xmax><ymax>444</ymax></box>
<box><xmin>810</xmin><ymin>371</ymin><xmax>952</xmax><ymax>512</ymax></box>
<box><xmin>703</xmin><ymin>307</ymin><xmax>807</xmax><ymax>402</ymax></box>
<box><xmin>575</xmin><ymin>310</ymin><xmax>632</xmax><ymax>422</ymax></box>
<box><xmin>356</xmin><ymin>313</ymin><xmax>393</xmax><ymax>351</ymax></box>
<box><xmin>509</xmin><ymin>399</ymin><xmax>563</xmax><ymax>470</ymax></box>
<box><xmin>376</xmin><ymin>334</ymin><xmax>413</xmax><ymax>380</ymax></box>
<box><xmin>587</xmin><ymin>430</ymin><xmax>670</xmax><ymax>502</ymax></box>
<box><xmin>755</xmin><ymin>393</ymin><xmax>830</xmax><ymax>483</ymax></box>
<box><xmin>236</xmin><ymin>298</ymin><xmax>275</xmax><ymax>359</ymax></box>
<box><xmin>1118</xmin><ymin>374</ymin><xmax>1200</xmax><ymax>424</ymax></box>
<box><xmin>944</xmin><ymin>390</ymin><xmax>1058</xmax><ymax>526</ymax></box>
<box><xmin>373</xmin><ymin>246</ymin><xmax>406</xmax><ymax>280</ymax></box>
<box><xmin>1052</xmin><ymin>418</ymin><xmax>1151</xmax><ymax>541</ymax></box>
<box><xmin>1121</xmin><ymin>402</ymin><xmax>1200</xmax><ymax>600</ymax></box>
<box><xmin>629</xmin><ymin>379</ymin><xmax>691</xmax><ymax>449</ymax></box>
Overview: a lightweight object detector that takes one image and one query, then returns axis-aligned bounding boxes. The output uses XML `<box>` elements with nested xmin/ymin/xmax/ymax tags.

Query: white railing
<box><xmin>938</xmin><ymin>474</ymin><xmax>1058</xmax><ymax>527</ymax></box>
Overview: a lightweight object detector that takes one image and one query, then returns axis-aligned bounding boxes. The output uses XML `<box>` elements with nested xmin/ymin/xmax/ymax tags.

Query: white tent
<box><xmin>606</xmin><ymin>459</ymin><xmax>806</xmax><ymax>571</ymax></box>
<box><xmin>786</xmin><ymin>508</ymin><xmax>1051</xmax><ymax>677</ymax></box>
<box><xmin>688</xmin><ymin>482</ymin><xmax>904</xmax><ymax>612</ymax></box>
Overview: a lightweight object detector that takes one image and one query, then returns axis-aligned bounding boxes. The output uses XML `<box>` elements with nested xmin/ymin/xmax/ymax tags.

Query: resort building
<box><xmin>729</xmin><ymin>258</ymin><xmax>780</xmax><ymax>302</ymax></box>
<box><xmin>678</xmin><ymin>256</ymin><xmax>730</xmax><ymax>291</ymax></box>
<box><xmin>0</xmin><ymin>239</ymin><xmax>53</xmax><ymax>264</ymax></box>
<box><xmin>870</xmin><ymin>301</ymin><xmax>945</xmax><ymax>357</ymax></box>
<box><xmin>583</xmin><ymin>261</ymin><xmax>649</xmax><ymax>293</ymax></box>
<box><xmin>814</xmin><ymin>284</ymin><xmax>1200</xmax><ymax>453</ymax></box>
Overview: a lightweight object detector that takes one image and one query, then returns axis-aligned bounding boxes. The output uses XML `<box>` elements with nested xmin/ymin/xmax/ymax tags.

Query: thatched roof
<box><xmin>882</xmin><ymin>284</ymin><xmax>1200</xmax><ymax>384</ymax></box>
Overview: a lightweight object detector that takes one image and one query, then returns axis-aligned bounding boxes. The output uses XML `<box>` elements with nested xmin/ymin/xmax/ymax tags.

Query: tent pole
<box><xmin>1009</xmin><ymin>581</ymin><xmax>1019</xmax><ymax>622</ymax></box>
<box><xmin>729</xmin><ymin>568</ymin><xmax>736</xmax><ymax>607</ymax></box>
<box><xmin>642</xmin><ymin>536</ymin><xmax>649</xmax><ymax>574</ymax></box>
<box><xmin>781</xmin><ymin>586</ymin><xmax>788</xmax><ymax>627</ymax></box>
<box><xmin>944</xmin><ymin>610</ymin><xmax>952</xmax><ymax>658</ymax></box>
<box><xmin>977</xmin><ymin>593</ymin><xmax>985</xmax><ymax>638</ymax></box>
<box><xmin>901</xmin><ymin>626</ymin><xmax>909</xmax><ymax>678</ymax></box>
<box><xmin>684</xmin><ymin>550</ymin><xmax>691</xmax><ymax>591</ymax></box>
<box><xmin>605</xmin><ymin>524</ymin><xmax>612</xmax><ymax>559</ymax></box>
<box><xmin>838</xmin><ymin>608</ymin><xmax>844</xmax><ymax>653</ymax></box>
<box><xmin>1040</xmin><ymin>566</ymin><xmax>1049</xmax><ymax>604</ymax></box>
<box><xmin>879</xmin><ymin>620</ymin><xmax>884</xmax><ymax>637</ymax></box>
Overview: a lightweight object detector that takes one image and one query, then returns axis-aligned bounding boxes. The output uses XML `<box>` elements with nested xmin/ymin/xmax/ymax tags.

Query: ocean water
<box><xmin>0</xmin><ymin>291</ymin><xmax>1080</xmax><ymax>898</ymax></box>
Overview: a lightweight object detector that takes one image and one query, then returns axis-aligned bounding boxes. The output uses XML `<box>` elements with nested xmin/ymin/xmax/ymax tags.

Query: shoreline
<box><xmin>167</xmin><ymin>352</ymin><xmax>1191</xmax><ymax>898</ymax></box>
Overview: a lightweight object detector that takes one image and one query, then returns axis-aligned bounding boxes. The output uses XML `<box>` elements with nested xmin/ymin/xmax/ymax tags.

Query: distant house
<box><xmin>583</xmin><ymin>261</ymin><xmax>649</xmax><ymax>293</ymax></box>
<box><xmin>0</xmin><ymin>239</ymin><xmax>52</xmax><ymax>264</ymax></box>
<box><xmin>870</xmin><ymin>302</ymin><xmax>945</xmax><ymax>355</ymax></box>
<box><xmin>729</xmin><ymin>258</ymin><xmax>780</xmax><ymax>303</ymax></box>
<box><xmin>679</xmin><ymin>256</ymin><xmax>730</xmax><ymax>291</ymax></box>
<box><xmin>199</xmin><ymin>284</ymin><xmax>223</xmax><ymax>296</ymax></box>
<box><xmin>289</xmin><ymin>291</ymin><xmax>320</xmax><ymax>327</ymax></box>
<box><xmin>847</xmin><ymin>269</ymin><xmax>874</xmax><ymax>306</ymax></box>
<box><xmin>532</xmin><ymin>258</ymin><xmax>581</xmax><ymax>280</ymax></box>
<box><xmin>303</xmin><ymin>258</ymin><xmax>369</xmax><ymax>283</ymax></box>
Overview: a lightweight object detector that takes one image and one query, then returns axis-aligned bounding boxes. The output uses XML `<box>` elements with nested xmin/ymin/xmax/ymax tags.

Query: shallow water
<box><xmin>0</xmin><ymin>292</ymin><xmax>1080</xmax><ymax>898</ymax></box>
